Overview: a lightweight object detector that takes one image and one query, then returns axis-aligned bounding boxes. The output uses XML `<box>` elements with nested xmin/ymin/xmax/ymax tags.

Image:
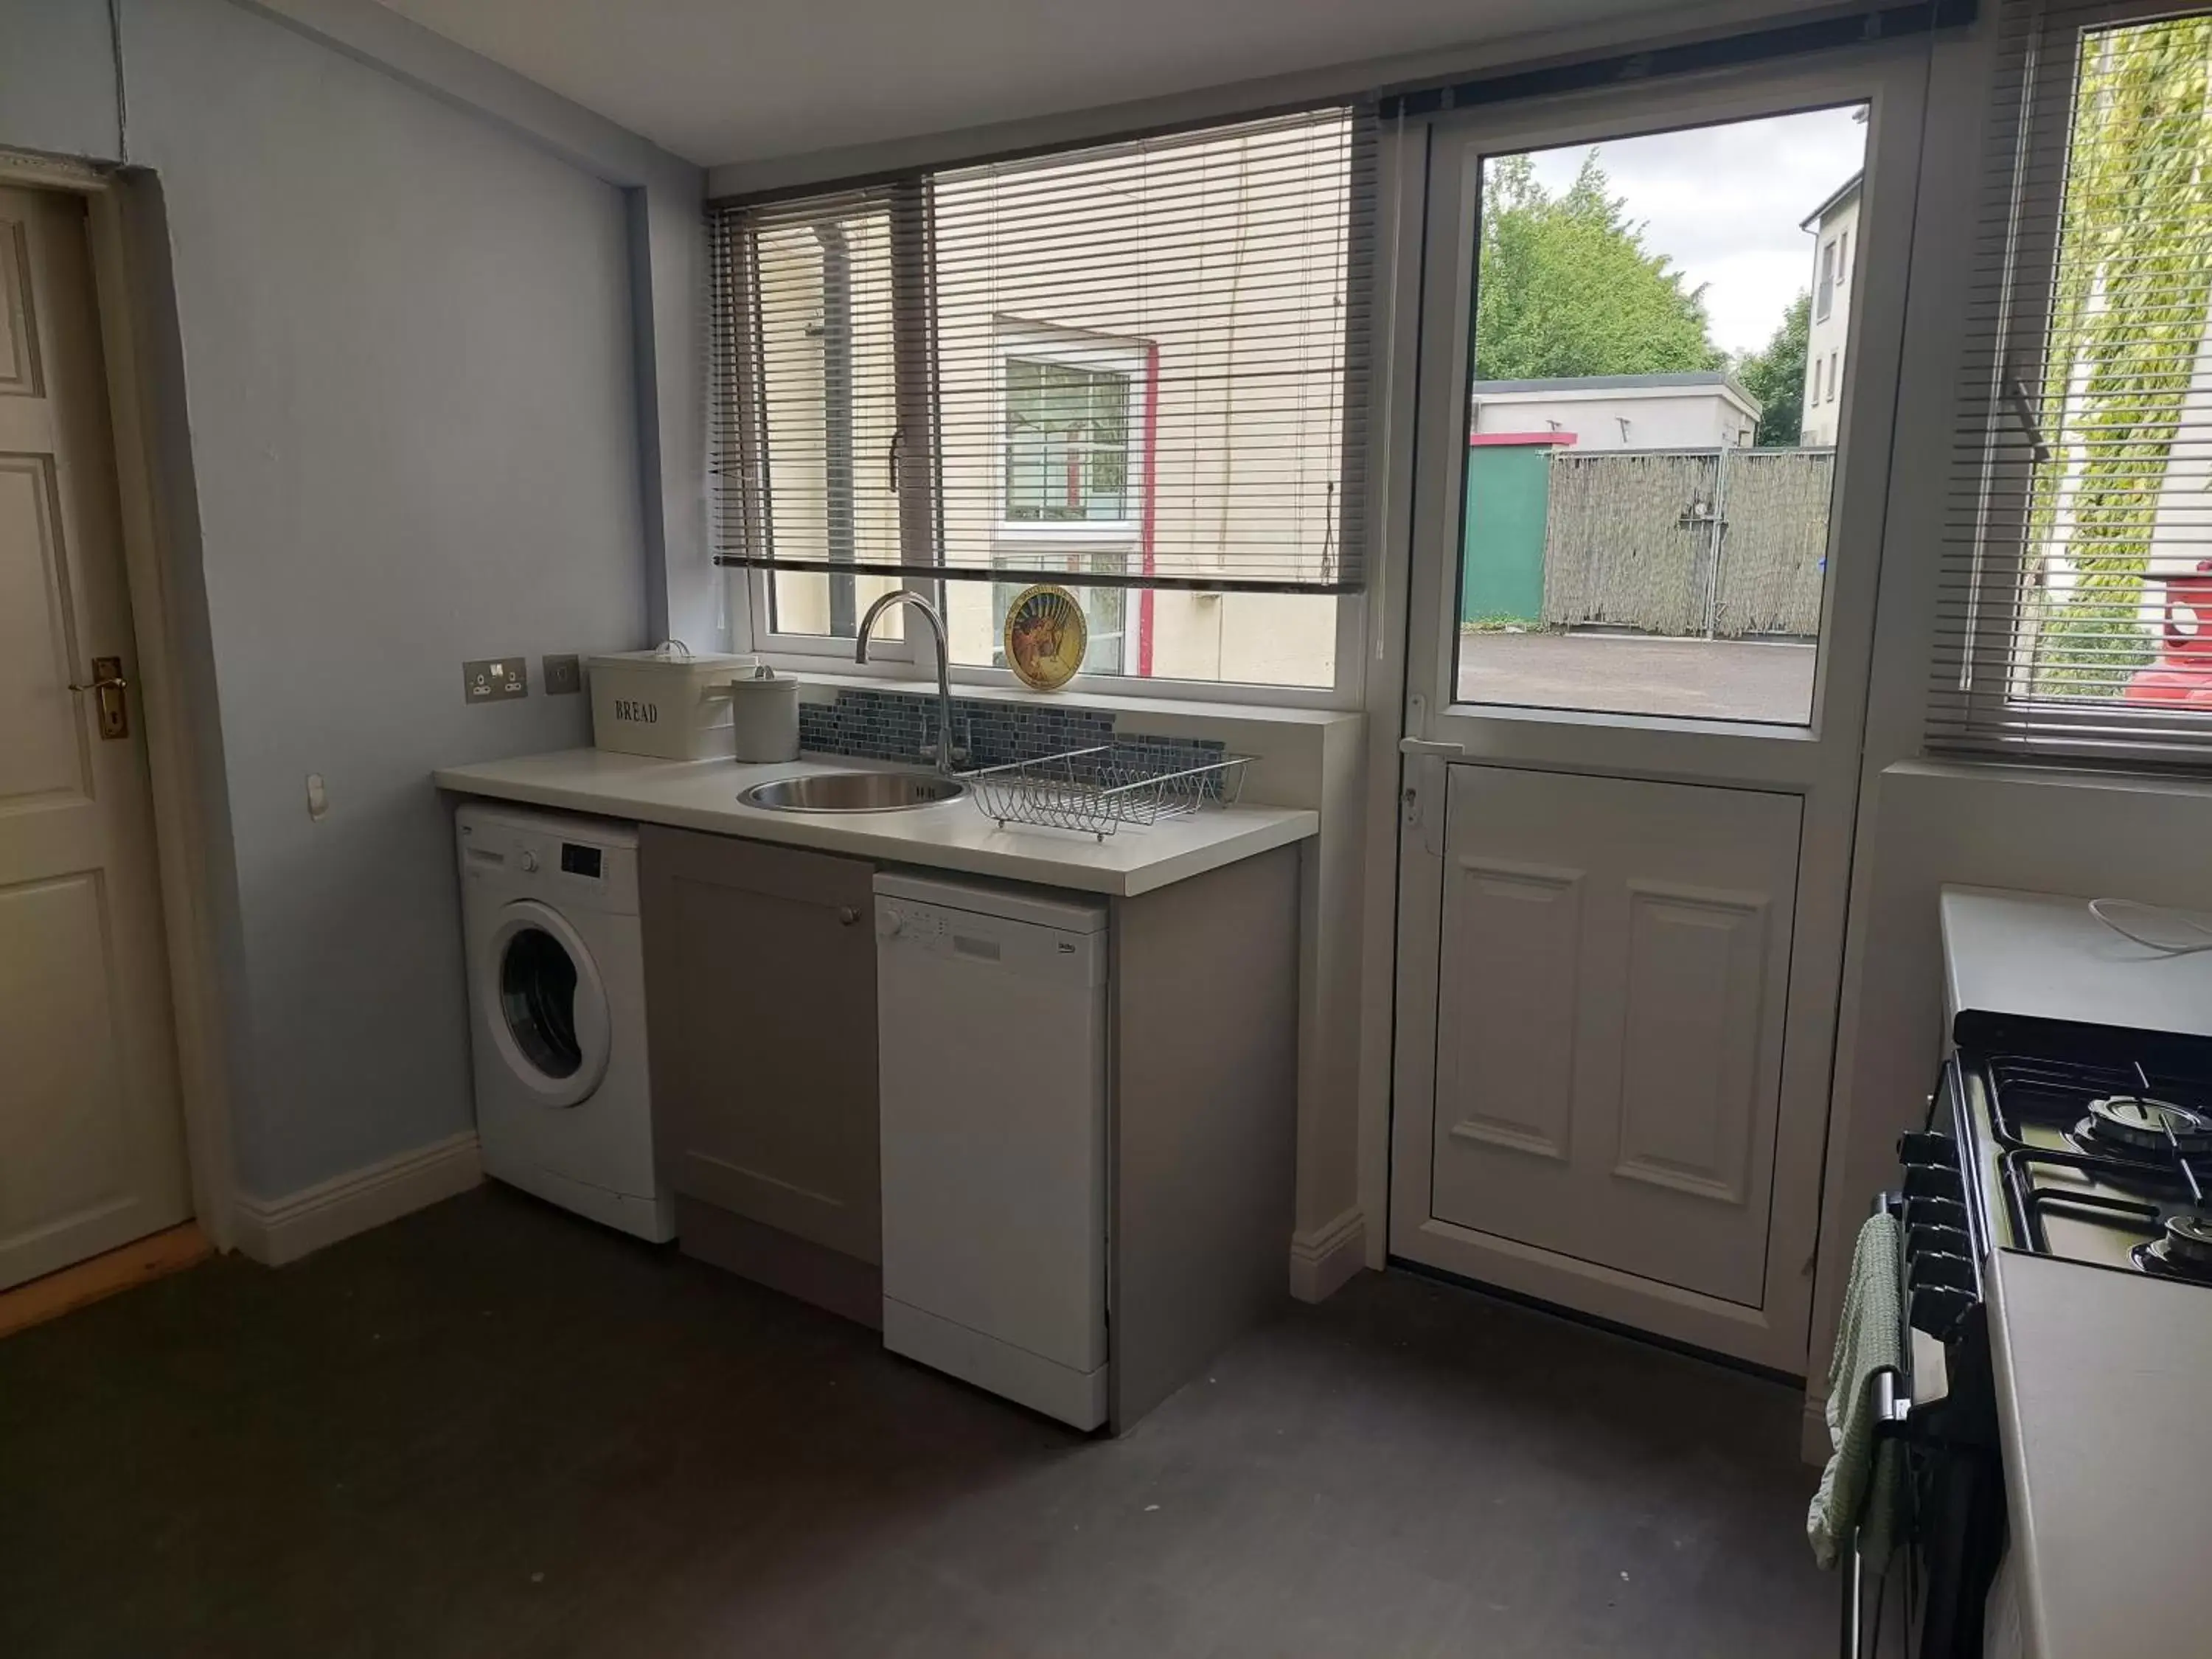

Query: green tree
<box><xmin>2029</xmin><ymin>16</ymin><xmax>2212</xmax><ymax>695</ymax></box>
<box><xmin>1735</xmin><ymin>292</ymin><xmax>1810</xmax><ymax>447</ymax></box>
<box><xmin>1475</xmin><ymin>152</ymin><xmax>1723</xmax><ymax>380</ymax></box>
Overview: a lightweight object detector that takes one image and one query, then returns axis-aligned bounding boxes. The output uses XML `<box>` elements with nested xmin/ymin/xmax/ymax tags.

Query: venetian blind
<box><xmin>709</xmin><ymin>105</ymin><xmax>1377</xmax><ymax>594</ymax></box>
<box><xmin>1928</xmin><ymin>0</ymin><xmax>2212</xmax><ymax>762</ymax></box>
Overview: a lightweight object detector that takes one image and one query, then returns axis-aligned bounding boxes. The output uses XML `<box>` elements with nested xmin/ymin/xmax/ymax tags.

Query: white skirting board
<box><xmin>232</xmin><ymin>1132</ymin><xmax>483</xmax><ymax>1267</ymax></box>
<box><xmin>1288</xmin><ymin>1206</ymin><xmax>1367</xmax><ymax>1304</ymax></box>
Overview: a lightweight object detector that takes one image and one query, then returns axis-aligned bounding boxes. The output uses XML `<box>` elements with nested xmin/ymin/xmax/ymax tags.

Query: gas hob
<box><xmin>1978</xmin><ymin>1055</ymin><xmax>2212</xmax><ymax>1282</ymax></box>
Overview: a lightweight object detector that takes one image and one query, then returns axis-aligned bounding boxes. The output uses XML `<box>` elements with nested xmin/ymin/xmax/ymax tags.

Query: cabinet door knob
<box><xmin>838</xmin><ymin>905</ymin><xmax>862</xmax><ymax>926</ymax></box>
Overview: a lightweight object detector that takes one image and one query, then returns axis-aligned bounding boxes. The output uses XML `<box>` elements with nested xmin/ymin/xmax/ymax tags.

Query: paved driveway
<box><xmin>1456</xmin><ymin>631</ymin><xmax>1817</xmax><ymax>725</ymax></box>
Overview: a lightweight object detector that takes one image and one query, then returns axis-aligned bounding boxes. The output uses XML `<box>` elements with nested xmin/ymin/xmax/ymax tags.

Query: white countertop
<box><xmin>1941</xmin><ymin>883</ymin><xmax>2212</xmax><ymax>1041</ymax></box>
<box><xmin>431</xmin><ymin>748</ymin><xmax>1317</xmax><ymax>898</ymax></box>
<box><xmin>1941</xmin><ymin>886</ymin><xmax>2212</xmax><ymax>1659</ymax></box>
<box><xmin>1986</xmin><ymin>1248</ymin><xmax>2212</xmax><ymax>1659</ymax></box>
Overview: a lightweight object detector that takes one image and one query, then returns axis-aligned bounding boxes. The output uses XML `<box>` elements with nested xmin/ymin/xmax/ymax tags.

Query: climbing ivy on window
<box><xmin>2026</xmin><ymin>15</ymin><xmax>2212</xmax><ymax>695</ymax></box>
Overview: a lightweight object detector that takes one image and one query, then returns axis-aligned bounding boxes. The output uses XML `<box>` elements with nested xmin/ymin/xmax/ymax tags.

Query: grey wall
<box><xmin>0</xmin><ymin>0</ymin><xmax>119</xmax><ymax>161</ymax></box>
<box><xmin>1</xmin><ymin>0</ymin><xmax>700</xmax><ymax>1198</ymax></box>
<box><xmin>128</xmin><ymin>0</ymin><xmax>647</xmax><ymax>1194</ymax></box>
<box><xmin>241</xmin><ymin>0</ymin><xmax>714</xmax><ymax>647</ymax></box>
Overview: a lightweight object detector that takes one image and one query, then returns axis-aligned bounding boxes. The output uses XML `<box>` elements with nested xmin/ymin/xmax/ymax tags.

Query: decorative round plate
<box><xmin>1003</xmin><ymin>585</ymin><xmax>1088</xmax><ymax>692</ymax></box>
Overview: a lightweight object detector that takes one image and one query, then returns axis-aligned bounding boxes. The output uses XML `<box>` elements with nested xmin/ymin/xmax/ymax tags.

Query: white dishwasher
<box><xmin>874</xmin><ymin>870</ymin><xmax>1110</xmax><ymax>1430</ymax></box>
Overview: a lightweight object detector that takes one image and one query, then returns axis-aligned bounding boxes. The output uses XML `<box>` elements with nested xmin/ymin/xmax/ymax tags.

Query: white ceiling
<box><xmin>373</xmin><ymin>0</ymin><xmax>1698</xmax><ymax>169</ymax></box>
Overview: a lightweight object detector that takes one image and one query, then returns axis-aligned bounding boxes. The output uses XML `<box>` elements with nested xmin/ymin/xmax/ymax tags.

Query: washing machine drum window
<box><xmin>500</xmin><ymin>926</ymin><xmax>582</xmax><ymax>1079</ymax></box>
<box><xmin>481</xmin><ymin>900</ymin><xmax>612</xmax><ymax>1107</ymax></box>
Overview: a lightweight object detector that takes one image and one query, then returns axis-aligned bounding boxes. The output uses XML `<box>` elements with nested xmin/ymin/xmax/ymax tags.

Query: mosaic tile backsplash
<box><xmin>798</xmin><ymin>688</ymin><xmax>1225</xmax><ymax>773</ymax></box>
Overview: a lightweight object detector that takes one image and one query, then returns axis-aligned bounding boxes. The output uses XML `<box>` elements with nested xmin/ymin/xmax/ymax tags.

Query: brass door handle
<box><xmin>69</xmin><ymin>657</ymin><xmax>131</xmax><ymax>740</ymax></box>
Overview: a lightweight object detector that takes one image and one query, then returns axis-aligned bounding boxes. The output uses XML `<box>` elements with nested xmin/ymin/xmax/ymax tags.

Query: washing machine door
<box><xmin>481</xmin><ymin>900</ymin><xmax>611</xmax><ymax>1107</ymax></box>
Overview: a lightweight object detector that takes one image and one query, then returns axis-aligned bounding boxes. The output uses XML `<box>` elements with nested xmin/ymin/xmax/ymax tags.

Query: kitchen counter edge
<box><xmin>431</xmin><ymin>750</ymin><xmax>1318</xmax><ymax>899</ymax></box>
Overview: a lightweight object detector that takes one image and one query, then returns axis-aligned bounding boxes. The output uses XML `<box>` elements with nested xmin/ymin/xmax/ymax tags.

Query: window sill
<box><xmin>992</xmin><ymin>525</ymin><xmax>1141</xmax><ymax>543</ymax></box>
<box><xmin>1887</xmin><ymin>755</ymin><xmax>2212</xmax><ymax>803</ymax></box>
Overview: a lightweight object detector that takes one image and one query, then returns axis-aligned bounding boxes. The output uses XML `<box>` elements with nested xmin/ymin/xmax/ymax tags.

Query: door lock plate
<box><xmin>86</xmin><ymin>655</ymin><xmax>128</xmax><ymax>740</ymax></box>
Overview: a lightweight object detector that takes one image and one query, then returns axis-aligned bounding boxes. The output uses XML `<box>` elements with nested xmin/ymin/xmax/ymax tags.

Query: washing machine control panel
<box><xmin>457</xmin><ymin>812</ymin><xmax>640</xmax><ymax>914</ymax></box>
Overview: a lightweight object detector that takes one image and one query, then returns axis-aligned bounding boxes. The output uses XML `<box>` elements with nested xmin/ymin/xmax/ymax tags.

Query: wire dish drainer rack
<box><xmin>960</xmin><ymin>745</ymin><xmax>1251</xmax><ymax>840</ymax></box>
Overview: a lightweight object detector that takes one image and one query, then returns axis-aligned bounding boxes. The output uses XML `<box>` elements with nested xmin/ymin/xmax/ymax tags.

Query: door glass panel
<box><xmin>1455</xmin><ymin>104</ymin><xmax>1870</xmax><ymax>725</ymax></box>
<box><xmin>501</xmin><ymin>926</ymin><xmax>582</xmax><ymax>1079</ymax></box>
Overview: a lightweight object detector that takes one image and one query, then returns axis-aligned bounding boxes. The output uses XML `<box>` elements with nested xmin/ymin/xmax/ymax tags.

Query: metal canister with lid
<box><xmin>727</xmin><ymin>664</ymin><xmax>801</xmax><ymax>762</ymax></box>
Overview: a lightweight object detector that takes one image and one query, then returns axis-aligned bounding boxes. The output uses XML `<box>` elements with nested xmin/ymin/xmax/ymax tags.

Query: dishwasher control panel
<box><xmin>875</xmin><ymin>899</ymin><xmax>1104</xmax><ymax>987</ymax></box>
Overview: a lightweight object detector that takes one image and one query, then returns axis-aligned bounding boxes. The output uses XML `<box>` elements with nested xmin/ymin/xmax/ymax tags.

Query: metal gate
<box><xmin>1539</xmin><ymin>448</ymin><xmax>1834</xmax><ymax>638</ymax></box>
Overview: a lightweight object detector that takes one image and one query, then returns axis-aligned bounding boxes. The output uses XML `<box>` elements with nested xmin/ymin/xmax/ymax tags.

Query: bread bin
<box><xmin>586</xmin><ymin>642</ymin><xmax>757</xmax><ymax>759</ymax></box>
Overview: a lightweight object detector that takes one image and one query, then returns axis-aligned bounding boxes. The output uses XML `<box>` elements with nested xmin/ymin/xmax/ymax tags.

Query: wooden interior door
<box><xmin>1427</xmin><ymin>765</ymin><xmax>1799</xmax><ymax>1308</ymax></box>
<box><xmin>0</xmin><ymin>185</ymin><xmax>190</xmax><ymax>1292</ymax></box>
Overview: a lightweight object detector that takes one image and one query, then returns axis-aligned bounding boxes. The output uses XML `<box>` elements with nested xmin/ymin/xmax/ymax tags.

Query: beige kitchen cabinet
<box><xmin>640</xmin><ymin>821</ymin><xmax>1302</xmax><ymax>1426</ymax></box>
<box><xmin>639</xmin><ymin>825</ymin><xmax>883</xmax><ymax>1322</ymax></box>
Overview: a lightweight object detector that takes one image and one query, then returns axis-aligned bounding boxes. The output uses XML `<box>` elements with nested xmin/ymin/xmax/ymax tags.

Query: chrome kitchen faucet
<box><xmin>855</xmin><ymin>591</ymin><xmax>968</xmax><ymax>776</ymax></box>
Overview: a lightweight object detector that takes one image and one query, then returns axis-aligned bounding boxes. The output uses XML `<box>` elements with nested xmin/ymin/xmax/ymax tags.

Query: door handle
<box><xmin>68</xmin><ymin>655</ymin><xmax>130</xmax><ymax>740</ymax></box>
<box><xmin>837</xmin><ymin>905</ymin><xmax>863</xmax><ymax>926</ymax></box>
<box><xmin>1398</xmin><ymin>750</ymin><xmax>1461</xmax><ymax>860</ymax></box>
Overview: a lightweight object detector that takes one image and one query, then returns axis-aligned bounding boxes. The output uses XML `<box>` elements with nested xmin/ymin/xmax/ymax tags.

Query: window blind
<box><xmin>1928</xmin><ymin>0</ymin><xmax>2212</xmax><ymax>762</ymax></box>
<box><xmin>709</xmin><ymin>105</ymin><xmax>1378</xmax><ymax>594</ymax></box>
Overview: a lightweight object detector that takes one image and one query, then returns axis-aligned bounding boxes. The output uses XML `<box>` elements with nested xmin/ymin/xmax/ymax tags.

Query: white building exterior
<box><xmin>1469</xmin><ymin>372</ymin><xmax>1762</xmax><ymax>450</ymax></box>
<box><xmin>1800</xmin><ymin>171</ymin><xmax>1861</xmax><ymax>447</ymax></box>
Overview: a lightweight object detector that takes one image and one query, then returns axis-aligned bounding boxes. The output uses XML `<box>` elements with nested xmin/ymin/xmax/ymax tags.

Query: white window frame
<box><xmin>722</xmin><ymin>128</ymin><xmax>1376</xmax><ymax>709</ymax></box>
<box><xmin>1924</xmin><ymin>0</ymin><xmax>2212</xmax><ymax>765</ymax></box>
<box><xmin>731</xmin><ymin>411</ymin><xmax>1366</xmax><ymax>712</ymax></box>
<box><xmin>962</xmin><ymin>319</ymin><xmax>1150</xmax><ymax>681</ymax></box>
<box><xmin>993</xmin><ymin>318</ymin><xmax>1149</xmax><ymax>545</ymax></box>
<box><xmin>736</xmin><ymin>187</ymin><xmax>928</xmax><ymax>667</ymax></box>
<box><xmin>743</xmin><ymin>567</ymin><xmax>923</xmax><ymax>666</ymax></box>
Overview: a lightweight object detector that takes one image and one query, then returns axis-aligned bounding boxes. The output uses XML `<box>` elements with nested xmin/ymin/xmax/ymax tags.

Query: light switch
<box><xmin>542</xmin><ymin>653</ymin><xmax>582</xmax><ymax>695</ymax></box>
<box><xmin>464</xmin><ymin>658</ymin><xmax>529</xmax><ymax>703</ymax></box>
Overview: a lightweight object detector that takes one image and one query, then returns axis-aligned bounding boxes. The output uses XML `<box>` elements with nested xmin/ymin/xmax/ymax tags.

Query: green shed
<box><xmin>1461</xmin><ymin>437</ymin><xmax>1565</xmax><ymax>627</ymax></box>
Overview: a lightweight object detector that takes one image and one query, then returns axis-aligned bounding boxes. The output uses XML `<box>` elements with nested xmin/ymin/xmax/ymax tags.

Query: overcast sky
<box><xmin>1517</xmin><ymin>103</ymin><xmax>1869</xmax><ymax>359</ymax></box>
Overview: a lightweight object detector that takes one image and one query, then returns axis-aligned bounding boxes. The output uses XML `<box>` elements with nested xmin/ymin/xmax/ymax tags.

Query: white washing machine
<box><xmin>457</xmin><ymin>804</ymin><xmax>674</xmax><ymax>1242</ymax></box>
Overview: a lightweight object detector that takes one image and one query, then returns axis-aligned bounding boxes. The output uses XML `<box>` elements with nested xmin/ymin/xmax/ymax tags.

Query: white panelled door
<box><xmin>0</xmin><ymin>185</ymin><xmax>190</xmax><ymax>1292</ymax></box>
<box><xmin>1430</xmin><ymin>767</ymin><xmax>1798</xmax><ymax>1308</ymax></box>
<box><xmin>1387</xmin><ymin>50</ymin><xmax>1927</xmax><ymax>1371</ymax></box>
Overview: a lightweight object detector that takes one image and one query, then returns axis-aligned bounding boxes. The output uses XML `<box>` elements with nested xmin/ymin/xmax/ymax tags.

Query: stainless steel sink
<box><xmin>740</xmin><ymin>771</ymin><xmax>967</xmax><ymax>813</ymax></box>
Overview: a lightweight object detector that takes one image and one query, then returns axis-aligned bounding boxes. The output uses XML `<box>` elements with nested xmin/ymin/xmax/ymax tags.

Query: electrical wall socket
<box><xmin>542</xmin><ymin>653</ymin><xmax>582</xmax><ymax>695</ymax></box>
<box><xmin>463</xmin><ymin>658</ymin><xmax>529</xmax><ymax>703</ymax></box>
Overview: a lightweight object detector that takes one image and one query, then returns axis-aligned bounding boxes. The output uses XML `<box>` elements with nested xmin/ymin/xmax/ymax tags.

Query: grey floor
<box><xmin>1458</xmin><ymin>631</ymin><xmax>1818</xmax><ymax>723</ymax></box>
<box><xmin>0</xmin><ymin>1186</ymin><xmax>1832</xmax><ymax>1658</ymax></box>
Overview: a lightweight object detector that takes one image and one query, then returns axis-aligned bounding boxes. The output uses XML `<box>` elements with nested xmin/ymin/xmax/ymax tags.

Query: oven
<box><xmin>1843</xmin><ymin>1061</ymin><xmax>2006</xmax><ymax>1659</ymax></box>
<box><xmin>1856</xmin><ymin>1034</ymin><xmax>2212</xmax><ymax>1655</ymax></box>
